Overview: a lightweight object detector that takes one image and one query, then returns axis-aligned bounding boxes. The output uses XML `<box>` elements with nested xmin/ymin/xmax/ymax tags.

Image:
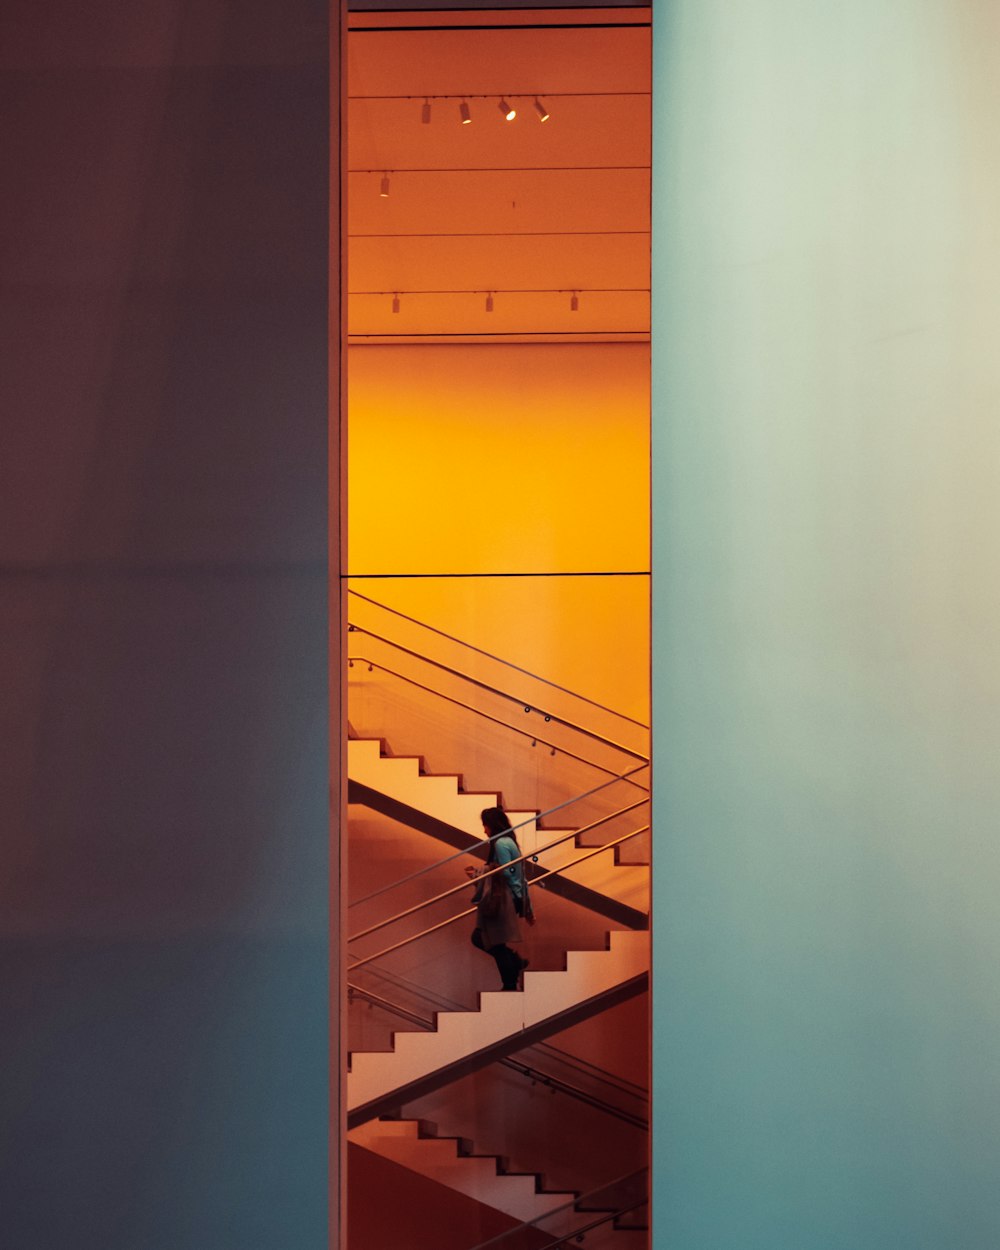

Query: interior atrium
<box><xmin>342</xmin><ymin>6</ymin><xmax>651</xmax><ymax>1247</ymax></box>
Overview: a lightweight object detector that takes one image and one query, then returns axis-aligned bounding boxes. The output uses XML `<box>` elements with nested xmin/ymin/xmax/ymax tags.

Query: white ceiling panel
<box><xmin>348</xmin><ymin>168</ymin><xmax>649</xmax><ymax>235</ymax></box>
<box><xmin>348</xmin><ymin>95</ymin><xmax>650</xmax><ymax>172</ymax></box>
<box><xmin>348</xmin><ymin>25</ymin><xmax>649</xmax><ymax>97</ymax></box>
<box><xmin>348</xmin><ymin>289</ymin><xmax>650</xmax><ymax>338</ymax></box>
<box><xmin>347</xmin><ymin>10</ymin><xmax>650</xmax><ymax>341</ymax></box>
<box><xmin>349</xmin><ymin>231</ymin><xmax>649</xmax><ymax>292</ymax></box>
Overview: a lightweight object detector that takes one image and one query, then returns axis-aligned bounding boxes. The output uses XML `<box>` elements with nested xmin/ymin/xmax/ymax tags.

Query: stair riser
<box><xmin>348</xmin><ymin>950</ymin><xmax>648</xmax><ymax>1124</ymax></box>
<box><xmin>350</xmin><ymin>738</ymin><xmax>647</xmax><ymax>917</ymax></box>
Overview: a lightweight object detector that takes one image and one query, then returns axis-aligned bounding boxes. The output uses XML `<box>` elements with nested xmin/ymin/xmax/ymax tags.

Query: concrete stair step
<box><xmin>348</xmin><ymin>930</ymin><xmax>648</xmax><ymax>1124</ymax></box>
<box><xmin>349</xmin><ymin>1116</ymin><xmax>577</xmax><ymax>1223</ymax></box>
<box><xmin>348</xmin><ymin>737</ymin><xmax>647</xmax><ymax>921</ymax></box>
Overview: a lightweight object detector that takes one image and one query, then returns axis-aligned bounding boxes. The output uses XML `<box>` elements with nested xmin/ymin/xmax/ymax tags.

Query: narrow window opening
<box><xmin>340</xmin><ymin>7</ymin><xmax>651</xmax><ymax>1245</ymax></box>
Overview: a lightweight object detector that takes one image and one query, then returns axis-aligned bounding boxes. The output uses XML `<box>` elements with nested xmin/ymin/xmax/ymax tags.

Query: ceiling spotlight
<box><xmin>499</xmin><ymin>97</ymin><xmax>516</xmax><ymax>121</ymax></box>
<box><xmin>570</xmin><ymin>292</ymin><xmax>579</xmax><ymax>312</ymax></box>
<box><xmin>421</xmin><ymin>99</ymin><xmax>431</xmax><ymax>124</ymax></box>
<box><xmin>534</xmin><ymin>97</ymin><xmax>550</xmax><ymax>122</ymax></box>
<box><xmin>485</xmin><ymin>292</ymin><xmax>494</xmax><ymax>312</ymax></box>
<box><xmin>460</xmin><ymin>100</ymin><xmax>472</xmax><ymax>125</ymax></box>
<box><xmin>392</xmin><ymin>294</ymin><xmax>400</xmax><ymax>314</ymax></box>
<box><xmin>379</xmin><ymin>173</ymin><xmax>390</xmax><ymax>198</ymax></box>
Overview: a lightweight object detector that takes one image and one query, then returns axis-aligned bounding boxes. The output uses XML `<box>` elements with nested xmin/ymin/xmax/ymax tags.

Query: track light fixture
<box><xmin>354</xmin><ymin>91</ymin><xmax>565</xmax><ymax>128</ymax></box>
<box><xmin>379</xmin><ymin>173</ymin><xmax>390</xmax><ymax>197</ymax></box>
<box><xmin>350</xmin><ymin>287</ymin><xmax>641</xmax><ymax>313</ymax></box>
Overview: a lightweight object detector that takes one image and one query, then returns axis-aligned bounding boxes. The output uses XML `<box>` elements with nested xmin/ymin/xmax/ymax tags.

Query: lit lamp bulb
<box><xmin>533</xmin><ymin>97</ymin><xmax>550</xmax><ymax>122</ymax></box>
<box><xmin>460</xmin><ymin>100</ymin><xmax>472</xmax><ymax>125</ymax></box>
<box><xmin>499</xmin><ymin>97</ymin><xmax>516</xmax><ymax>121</ymax></box>
<box><xmin>379</xmin><ymin>173</ymin><xmax>390</xmax><ymax>198</ymax></box>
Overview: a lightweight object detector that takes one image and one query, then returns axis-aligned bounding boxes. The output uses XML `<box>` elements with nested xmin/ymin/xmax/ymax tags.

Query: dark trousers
<box><xmin>471</xmin><ymin>928</ymin><xmax>522</xmax><ymax>991</ymax></box>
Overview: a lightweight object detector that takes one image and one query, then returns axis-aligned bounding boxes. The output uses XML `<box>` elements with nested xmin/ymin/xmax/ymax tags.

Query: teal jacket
<box><xmin>492</xmin><ymin>833</ymin><xmax>528</xmax><ymax>906</ymax></box>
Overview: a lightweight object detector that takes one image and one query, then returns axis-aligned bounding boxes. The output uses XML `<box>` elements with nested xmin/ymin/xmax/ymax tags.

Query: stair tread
<box><xmin>349</xmin><ymin>933</ymin><xmax>647</xmax><ymax>1118</ymax></box>
<box><xmin>350</xmin><ymin>737</ymin><xmax>648</xmax><ymax>922</ymax></box>
<box><xmin>350</xmin><ymin>1117</ymin><xmax>581</xmax><ymax>1223</ymax></box>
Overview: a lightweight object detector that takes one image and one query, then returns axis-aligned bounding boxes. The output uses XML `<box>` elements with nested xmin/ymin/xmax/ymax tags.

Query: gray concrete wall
<box><xmin>0</xmin><ymin>4</ymin><xmax>334</xmax><ymax>1245</ymax></box>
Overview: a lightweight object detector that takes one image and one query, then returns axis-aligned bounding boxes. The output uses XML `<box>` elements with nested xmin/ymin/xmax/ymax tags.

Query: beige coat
<box><xmin>474</xmin><ymin>870</ymin><xmax>522</xmax><ymax>947</ymax></box>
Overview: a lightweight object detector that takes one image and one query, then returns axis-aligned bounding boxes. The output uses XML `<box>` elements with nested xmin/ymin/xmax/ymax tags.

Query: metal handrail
<box><xmin>532</xmin><ymin>1200</ymin><xmax>648</xmax><ymax>1250</ymax></box>
<box><xmin>348</xmin><ymin>983</ymin><xmax>432</xmax><ymax>1030</ymax></box>
<box><xmin>349</xmin><ymin>656</ymin><xmax>647</xmax><ymax>782</ymax></box>
<box><xmin>348</xmin><ymin>642</ymin><xmax>649</xmax><ymax>765</ymax></box>
<box><xmin>347</xmin><ymin>588</ymin><xmax>650</xmax><ymax>730</ymax></box>
<box><xmin>348</xmin><ymin>766</ymin><xmax>650</xmax><ymax>910</ymax></box>
<box><xmin>466</xmin><ymin>1169</ymin><xmax>648</xmax><ymax>1250</ymax></box>
<box><xmin>349</xmin><ymin>800</ymin><xmax>649</xmax><ymax>945</ymax></box>
<box><xmin>350</xmin><ymin>964</ymin><xmax>649</xmax><ymax>1104</ymax></box>
<box><xmin>537</xmin><ymin>1042</ymin><xmax>648</xmax><ymax>1103</ymax></box>
<box><xmin>347</xmin><ymin>983</ymin><xmax>648</xmax><ymax>1130</ymax></box>
<box><xmin>347</xmin><ymin>825</ymin><xmax>649</xmax><ymax>972</ymax></box>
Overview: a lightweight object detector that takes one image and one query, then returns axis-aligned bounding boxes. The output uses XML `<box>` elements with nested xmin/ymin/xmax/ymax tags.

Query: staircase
<box><xmin>346</xmin><ymin>596</ymin><xmax>650</xmax><ymax>1247</ymax></box>
<box><xmin>348</xmin><ymin>736</ymin><xmax>649</xmax><ymax>928</ymax></box>
<box><xmin>349</xmin><ymin>1117</ymin><xmax>648</xmax><ymax>1249</ymax></box>
<box><xmin>348</xmin><ymin>736</ymin><xmax>538</xmax><ymax>843</ymax></box>
<box><xmin>349</xmin><ymin>1117</ymin><xmax>576</xmax><ymax>1223</ymax></box>
<box><xmin>348</xmin><ymin>928</ymin><xmax>648</xmax><ymax>1127</ymax></box>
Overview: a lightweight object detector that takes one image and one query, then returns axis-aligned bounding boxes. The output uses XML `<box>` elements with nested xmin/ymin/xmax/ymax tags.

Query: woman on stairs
<box><xmin>466</xmin><ymin>806</ymin><xmax>534</xmax><ymax>991</ymax></box>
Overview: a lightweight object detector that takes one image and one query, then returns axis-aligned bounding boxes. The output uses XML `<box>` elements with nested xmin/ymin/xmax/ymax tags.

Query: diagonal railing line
<box><xmin>347</xmin><ymin>983</ymin><xmax>649</xmax><ymax>1129</ymax></box>
<box><xmin>465</xmin><ymin>1168</ymin><xmax>648</xmax><ymax>1250</ymax></box>
<box><xmin>348</xmin><ymin>799</ymin><xmax>649</xmax><ymax>944</ymax></box>
<box><xmin>346</xmin><ymin>825</ymin><xmax>649</xmax><ymax>972</ymax></box>
<box><xmin>349</xmin><ymin>964</ymin><xmax>650</xmax><ymax>1103</ymax></box>
<box><xmin>349</xmin><ymin>654</ymin><xmax>650</xmax><ymax>776</ymax></box>
<box><xmin>348</xmin><ymin>630</ymin><xmax>649</xmax><ymax>762</ymax></box>
<box><xmin>347</xmin><ymin>587</ymin><xmax>650</xmax><ymax>730</ymax></box>
<box><xmin>348</xmin><ymin>766</ymin><xmax>650</xmax><ymax>911</ymax></box>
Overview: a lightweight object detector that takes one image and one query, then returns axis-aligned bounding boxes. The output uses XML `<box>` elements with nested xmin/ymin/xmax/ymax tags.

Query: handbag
<box><xmin>478</xmin><ymin>871</ymin><xmax>503</xmax><ymax>919</ymax></box>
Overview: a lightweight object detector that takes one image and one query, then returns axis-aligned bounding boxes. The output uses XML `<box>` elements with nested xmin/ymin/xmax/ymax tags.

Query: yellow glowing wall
<box><xmin>347</xmin><ymin>342</ymin><xmax>649</xmax><ymax>719</ymax></box>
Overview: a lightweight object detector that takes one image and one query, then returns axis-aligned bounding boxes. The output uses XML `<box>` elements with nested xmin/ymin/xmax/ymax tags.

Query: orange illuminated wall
<box><xmin>347</xmin><ymin>340</ymin><xmax>650</xmax><ymax>718</ymax></box>
<box><xmin>348</xmin><ymin>342</ymin><xmax>648</xmax><ymax>574</ymax></box>
<box><xmin>344</xmin><ymin>11</ymin><xmax>651</xmax><ymax>1245</ymax></box>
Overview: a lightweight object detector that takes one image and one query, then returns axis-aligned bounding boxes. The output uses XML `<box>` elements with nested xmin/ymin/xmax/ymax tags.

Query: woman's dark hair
<box><xmin>481</xmin><ymin>806</ymin><xmax>517</xmax><ymax>861</ymax></box>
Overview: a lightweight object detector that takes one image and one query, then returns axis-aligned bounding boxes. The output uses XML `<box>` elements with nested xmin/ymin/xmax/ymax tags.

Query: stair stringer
<box><xmin>348</xmin><ymin>737</ymin><xmax>537</xmax><ymax>840</ymax></box>
<box><xmin>348</xmin><ymin>1119</ymin><xmax>649</xmax><ymax>1249</ymax></box>
<box><xmin>348</xmin><ymin>929</ymin><xmax>648</xmax><ymax>1128</ymax></box>
<box><xmin>348</xmin><ymin>737</ymin><xmax>648</xmax><ymax>927</ymax></box>
<box><xmin>348</xmin><ymin>1118</ymin><xmax>576</xmax><ymax>1224</ymax></box>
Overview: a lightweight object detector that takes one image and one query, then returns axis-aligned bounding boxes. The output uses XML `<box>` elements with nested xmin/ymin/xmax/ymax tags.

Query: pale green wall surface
<box><xmin>651</xmin><ymin>3</ymin><xmax>1000</xmax><ymax>1246</ymax></box>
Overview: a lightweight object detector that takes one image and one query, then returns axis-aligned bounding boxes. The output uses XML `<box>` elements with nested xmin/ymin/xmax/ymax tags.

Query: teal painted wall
<box><xmin>651</xmin><ymin>3</ymin><xmax>1000</xmax><ymax>1245</ymax></box>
